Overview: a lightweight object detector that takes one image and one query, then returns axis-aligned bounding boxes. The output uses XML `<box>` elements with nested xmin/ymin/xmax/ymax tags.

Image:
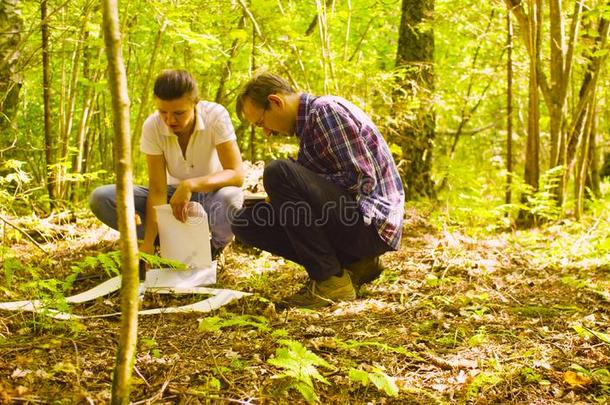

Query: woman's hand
<box><xmin>169</xmin><ymin>180</ymin><xmax>192</xmax><ymax>222</ymax></box>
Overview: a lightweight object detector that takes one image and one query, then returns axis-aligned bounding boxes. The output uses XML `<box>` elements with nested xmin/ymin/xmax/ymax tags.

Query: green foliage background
<box><xmin>1</xmin><ymin>0</ymin><xmax>609</xmax><ymax>219</ymax></box>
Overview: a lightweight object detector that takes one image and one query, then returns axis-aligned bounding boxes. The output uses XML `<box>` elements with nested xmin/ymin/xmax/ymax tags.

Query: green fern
<box><xmin>63</xmin><ymin>250</ymin><xmax>187</xmax><ymax>290</ymax></box>
<box><xmin>524</xmin><ymin>166</ymin><xmax>564</xmax><ymax>222</ymax></box>
<box><xmin>464</xmin><ymin>371</ymin><xmax>501</xmax><ymax>401</ymax></box>
<box><xmin>198</xmin><ymin>314</ymin><xmax>269</xmax><ymax>332</ymax></box>
<box><xmin>267</xmin><ymin>339</ymin><xmax>333</xmax><ymax>404</ymax></box>
<box><xmin>348</xmin><ymin>367</ymin><xmax>399</xmax><ymax>397</ymax></box>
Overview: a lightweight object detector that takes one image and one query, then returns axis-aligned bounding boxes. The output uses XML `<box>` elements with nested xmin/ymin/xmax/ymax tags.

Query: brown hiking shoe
<box><xmin>279</xmin><ymin>271</ymin><xmax>356</xmax><ymax>309</ymax></box>
<box><xmin>346</xmin><ymin>256</ymin><xmax>384</xmax><ymax>289</ymax></box>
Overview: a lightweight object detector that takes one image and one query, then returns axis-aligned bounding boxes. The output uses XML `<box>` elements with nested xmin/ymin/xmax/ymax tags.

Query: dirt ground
<box><xmin>0</xmin><ymin>208</ymin><xmax>609</xmax><ymax>404</ymax></box>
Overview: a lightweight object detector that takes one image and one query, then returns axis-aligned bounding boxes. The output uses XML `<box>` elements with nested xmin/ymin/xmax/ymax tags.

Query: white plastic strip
<box><xmin>144</xmin><ymin>266</ymin><xmax>216</xmax><ymax>288</ymax></box>
<box><xmin>38</xmin><ymin>286</ymin><xmax>250</xmax><ymax>320</ymax></box>
<box><xmin>0</xmin><ymin>202</ymin><xmax>249</xmax><ymax>319</ymax></box>
<box><xmin>0</xmin><ymin>265</ymin><xmax>250</xmax><ymax>319</ymax></box>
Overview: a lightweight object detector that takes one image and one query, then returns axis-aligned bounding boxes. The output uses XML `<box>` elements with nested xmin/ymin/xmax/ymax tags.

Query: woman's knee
<box><xmin>207</xmin><ymin>186</ymin><xmax>243</xmax><ymax>227</ymax></box>
<box><xmin>215</xmin><ymin>186</ymin><xmax>243</xmax><ymax>210</ymax></box>
<box><xmin>89</xmin><ymin>185</ymin><xmax>116</xmax><ymax>216</ymax></box>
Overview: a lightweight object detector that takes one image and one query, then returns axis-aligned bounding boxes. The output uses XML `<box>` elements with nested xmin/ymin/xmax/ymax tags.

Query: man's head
<box><xmin>153</xmin><ymin>70</ymin><xmax>198</xmax><ymax>137</ymax></box>
<box><xmin>236</xmin><ymin>72</ymin><xmax>299</xmax><ymax>136</ymax></box>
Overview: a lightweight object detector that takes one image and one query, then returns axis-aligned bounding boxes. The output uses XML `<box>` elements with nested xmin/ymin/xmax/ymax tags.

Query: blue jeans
<box><xmin>89</xmin><ymin>184</ymin><xmax>243</xmax><ymax>250</ymax></box>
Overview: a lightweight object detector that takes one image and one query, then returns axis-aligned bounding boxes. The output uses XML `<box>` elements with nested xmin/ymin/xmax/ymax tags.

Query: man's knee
<box><xmin>229</xmin><ymin>203</ymin><xmax>249</xmax><ymax>234</ymax></box>
<box><xmin>230</xmin><ymin>213</ymin><xmax>253</xmax><ymax>246</ymax></box>
<box><xmin>263</xmin><ymin>159</ymin><xmax>294</xmax><ymax>194</ymax></box>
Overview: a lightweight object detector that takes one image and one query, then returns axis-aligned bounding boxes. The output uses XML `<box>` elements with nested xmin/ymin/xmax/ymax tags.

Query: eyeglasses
<box><xmin>253</xmin><ymin>108</ymin><xmax>267</xmax><ymax>128</ymax></box>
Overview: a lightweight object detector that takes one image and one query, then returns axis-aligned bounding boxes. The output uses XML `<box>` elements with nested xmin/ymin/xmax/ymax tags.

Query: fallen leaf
<box><xmin>456</xmin><ymin>369</ymin><xmax>468</xmax><ymax>384</ymax></box>
<box><xmin>563</xmin><ymin>371</ymin><xmax>592</xmax><ymax>387</ymax></box>
<box><xmin>11</xmin><ymin>368</ymin><xmax>30</xmax><ymax>379</ymax></box>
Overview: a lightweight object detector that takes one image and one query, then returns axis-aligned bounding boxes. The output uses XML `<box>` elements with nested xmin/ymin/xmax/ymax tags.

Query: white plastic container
<box><xmin>154</xmin><ymin>203</ymin><xmax>214</xmax><ymax>284</ymax></box>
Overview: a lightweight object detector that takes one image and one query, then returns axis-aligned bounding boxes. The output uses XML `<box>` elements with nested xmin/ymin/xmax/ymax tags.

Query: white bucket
<box><xmin>154</xmin><ymin>203</ymin><xmax>213</xmax><ymax>275</ymax></box>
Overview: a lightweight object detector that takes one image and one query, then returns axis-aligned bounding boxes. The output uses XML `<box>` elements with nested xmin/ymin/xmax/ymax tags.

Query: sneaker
<box><xmin>346</xmin><ymin>256</ymin><xmax>384</xmax><ymax>289</ymax></box>
<box><xmin>279</xmin><ymin>271</ymin><xmax>356</xmax><ymax>309</ymax></box>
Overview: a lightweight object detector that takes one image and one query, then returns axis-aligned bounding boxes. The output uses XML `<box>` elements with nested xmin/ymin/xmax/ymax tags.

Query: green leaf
<box><xmin>267</xmin><ymin>339</ymin><xmax>334</xmax><ymax>403</ymax></box>
<box><xmin>348</xmin><ymin>368</ymin><xmax>370</xmax><ymax>386</ymax></box>
<box><xmin>570</xmin><ymin>363</ymin><xmax>591</xmax><ymax>375</ymax></box>
<box><xmin>229</xmin><ymin>29</ymin><xmax>248</xmax><ymax>41</ymax></box>
<box><xmin>586</xmin><ymin>328</ymin><xmax>610</xmax><ymax>345</ymax></box>
<box><xmin>198</xmin><ymin>316</ymin><xmax>223</xmax><ymax>332</ymax></box>
<box><xmin>388</xmin><ymin>143</ymin><xmax>403</xmax><ymax>158</ymax></box>
<box><xmin>271</xmin><ymin>328</ymin><xmax>289</xmax><ymax>338</ymax></box>
<box><xmin>368</xmin><ymin>369</ymin><xmax>399</xmax><ymax>397</ymax></box>
<box><xmin>220</xmin><ymin>315</ymin><xmax>269</xmax><ymax>331</ymax></box>
<box><xmin>276</xmin><ymin>339</ymin><xmax>333</xmax><ymax>370</ymax></box>
<box><xmin>572</xmin><ymin>324</ymin><xmax>610</xmax><ymax>345</ymax></box>
<box><xmin>592</xmin><ymin>368</ymin><xmax>610</xmax><ymax>385</ymax></box>
<box><xmin>293</xmin><ymin>381</ymin><xmax>318</xmax><ymax>405</ymax></box>
<box><xmin>198</xmin><ymin>313</ymin><xmax>270</xmax><ymax>333</ymax></box>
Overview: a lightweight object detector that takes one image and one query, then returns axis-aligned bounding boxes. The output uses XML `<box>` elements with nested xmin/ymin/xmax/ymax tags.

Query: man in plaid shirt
<box><xmin>232</xmin><ymin>72</ymin><xmax>404</xmax><ymax>309</ymax></box>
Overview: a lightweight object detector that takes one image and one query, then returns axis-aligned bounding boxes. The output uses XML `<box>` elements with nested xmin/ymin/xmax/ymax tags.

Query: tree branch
<box><xmin>0</xmin><ymin>214</ymin><xmax>47</xmax><ymax>254</ymax></box>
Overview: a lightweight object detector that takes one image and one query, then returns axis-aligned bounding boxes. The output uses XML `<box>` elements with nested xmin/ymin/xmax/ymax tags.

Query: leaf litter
<box><xmin>0</xmin><ymin>207</ymin><xmax>609</xmax><ymax>403</ymax></box>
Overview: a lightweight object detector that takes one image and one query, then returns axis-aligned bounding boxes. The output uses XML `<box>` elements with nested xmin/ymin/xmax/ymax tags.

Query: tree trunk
<box><xmin>101</xmin><ymin>0</ymin><xmax>139</xmax><ymax>403</ymax></box>
<box><xmin>250</xmin><ymin>22</ymin><xmax>257</xmax><ymax>161</ymax></box>
<box><xmin>548</xmin><ymin>0</ymin><xmax>564</xmax><ymax>169</ymax></box>
<box><xmin>523</xmin><ymin>0</ymin><xmax>540</xmax><ymax>192</ymax></box>
<box><xmin>587</xmin><ymin>111</ymin><xmax>600</xmax><ymax>199</ymax></box>
<box><xmin>506</xmin><ymin>8</ymin><xmax>513</xmax><ymax>205</ymax></box>
<box><xmin>215</xmin><ymin>16</ymin><xmax>245</xmax><ymax>105</ymax></box>
<box><xmin>316</xmin><ymin>0</ymin><xmax>337</xmax><ymax>93</ymax></box>
<box><xmin>0</xmin><ymin>0</ymin><xmax>23</xmax><ymax>133</ymax></box>
<box><xmin>506</xmin><ymin>0</ymin><xmax>587</xmax><ymax>215</ymax></box>
<box><xmin>58</xmin><ymin>7</ymin><xmax>91</xmax><ymax>200</ymax></box>
<box><xmin>574</xmin><ymin>99</ymin><xmax>594</xmax><ymax>220</ymax></box>
<box><xmin>516</xmin><ymin>0</ymin><xmax>542</xmax><ymax>227</ymax></box>
<box><xmin>548</xmin><ymin>0</ymin><xmax>583</xmax><ymax>206</ymax></box>
<box><xmin>70</xmin><ymin>66</ymin><xmax>102</xmax><ymax>203</ymax></box>
<box><xmin>69</xmin><ymin>27</ymin><xmax>97</xmax><ymax>202</ymax></box>
<box><xmin>41</xmin><ymin>0</ymin><xmax>55</xmax><ymax>208</ymax></box>
<box><xmin>131</xmin><ymin>18</ymin><xmax>167</xmax><ymax>172</ymax></box>
<box><xmin>564</xmin><ymin>12</ymin><xmax>609</xmax><ymax>205</ymax></box>
<box><xmin>395</xmin><ymin>0</ymin><xmax>435</xmax><ymax>200</ymax></box>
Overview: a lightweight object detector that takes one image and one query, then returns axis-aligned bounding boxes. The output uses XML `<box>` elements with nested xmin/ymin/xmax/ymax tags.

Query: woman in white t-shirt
<box><xmin>90</xmin><ymin>70</ymin><xmax>244</xmax><ymax>259</ymax></box>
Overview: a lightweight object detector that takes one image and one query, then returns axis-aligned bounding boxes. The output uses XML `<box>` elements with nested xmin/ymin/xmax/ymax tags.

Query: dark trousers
<box><xmin>231</xmin><ymin>159</ymin><xmax>390</xmax><ymax>281</ymax></box>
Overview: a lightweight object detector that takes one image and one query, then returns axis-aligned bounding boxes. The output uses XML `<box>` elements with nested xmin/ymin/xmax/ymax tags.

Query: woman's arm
<box><xmin>140</xmin><ymin>153</ymin><xmax>167</xmax><ymax>254</ymax></box>
<box><xmin>170</xmin><ymin>140</ymin><xmax>244</xmax><ymax>222</ymax></box>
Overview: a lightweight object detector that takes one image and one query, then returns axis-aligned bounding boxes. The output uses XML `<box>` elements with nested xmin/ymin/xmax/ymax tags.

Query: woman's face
<box><xmin>155</xmin><ymin>95</ymin><xmax>196</xmax><ymax>137</ymax></box>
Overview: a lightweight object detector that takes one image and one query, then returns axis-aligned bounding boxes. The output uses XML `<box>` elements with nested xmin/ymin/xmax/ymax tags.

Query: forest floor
<box><xmin>0</xmin><ymin>207</ymin><xmax>609</xmax><ymax>404</ymax></box>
